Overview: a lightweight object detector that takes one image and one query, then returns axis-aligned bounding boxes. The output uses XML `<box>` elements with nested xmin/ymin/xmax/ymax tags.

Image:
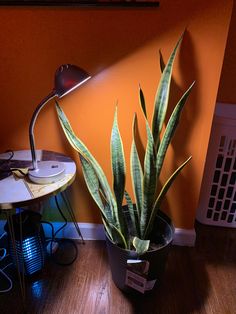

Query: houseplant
<box><xmin>55</xmin><ymin>33</ymin><xmax>194</xmax><ymax>293</ymax></box>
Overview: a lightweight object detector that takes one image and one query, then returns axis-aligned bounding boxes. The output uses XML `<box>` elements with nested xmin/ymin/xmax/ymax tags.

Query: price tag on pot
<box><xmin>145</xmin><ymin>279</ymin><xmax>157</xmax><ymax>291</ymax></box>
<box><xmin>125</xmin><ymin>259</ymin><xmax>150</xmax><ymax>294</ymax></box>
<box><xmin>125</xmin><ymin>270</ymin><xmax>147</xmax><ymax>293</ymax></box>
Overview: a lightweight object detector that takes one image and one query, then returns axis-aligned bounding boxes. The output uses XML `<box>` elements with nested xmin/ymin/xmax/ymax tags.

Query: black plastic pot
<box><xmin>105</xmin><ymin>211</ymin><xmax>174</xmax><ymax>294</ymax></box>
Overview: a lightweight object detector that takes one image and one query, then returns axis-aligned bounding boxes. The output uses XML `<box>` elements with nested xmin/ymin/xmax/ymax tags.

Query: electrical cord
<box><xmin>41</xmin><ymin>195</ymin><xmax>78</xmax><ymax>266</ymax></box>
<box><xmin>0</xmin><ymin>168</ymin><xmax>27</xmax><ymax>176</ymax></box>
<box><xmin>0</xmin><ymin>150</ymin><xmax>14</xmax><ymax>180</ymax></box>
<box><xmin>40</xmin><ymin>220</ymin><xmax>57</xmax><ymax>256</ymax></box>
<box><xmin>0</xmin><ymin>150</ymin><xmax>27</xmax><ymax>180</ymax></box>
<box><xmin>0</xmin><ymin>264</ymin><xmax>13</xmax><ymax>293</ymax></box>
<box><xmin>0</xmin><ymin>232</ymin><xmax>13</xmax><ymax>293</ymax></box>
<box><xmin>54</xmin><ymin>195</ymin><xmax>79</xmax><ymax>265</ymax></box>
<box><xmin>0</xmin><ymin>232</ymin><xmax>7</xmax><ymax>241</ymax></box>
<box><xmin>54</xmin><ymin>195</ymin><xmax>68</xmax><ymax>239</ymax></box>
<box><xmin>61</xmin><ymin>191</ymin><xmax>85</xmax><ymax>243</ymax></box>
<box><xmin>0</xmin><ymin>150</ymin><xmax>14</xmax><ymax>166</ymax></box>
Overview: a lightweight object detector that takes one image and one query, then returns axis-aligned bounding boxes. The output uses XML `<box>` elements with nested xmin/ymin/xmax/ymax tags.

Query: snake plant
<box><xmin>55</xmin><ymin>33</ymin><xmax>194</xmax><ymax>255</ymax></box>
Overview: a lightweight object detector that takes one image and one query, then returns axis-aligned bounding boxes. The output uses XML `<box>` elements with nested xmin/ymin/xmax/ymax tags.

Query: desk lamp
<box><xmin>28</xmin><ymin>64</ymin><xmax>91</xmax><ymax>184</ymax></box>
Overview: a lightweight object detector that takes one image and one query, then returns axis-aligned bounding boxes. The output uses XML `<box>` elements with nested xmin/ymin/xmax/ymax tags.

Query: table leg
<box><xmin>61</xmin><ymin>191</ymin><xmax>84</xmax><ymax>243</ymax></box>
<box><xmin>4</xmin><ymin>209</ymin><xmax>26</xmax><ymax>302</ymax></box>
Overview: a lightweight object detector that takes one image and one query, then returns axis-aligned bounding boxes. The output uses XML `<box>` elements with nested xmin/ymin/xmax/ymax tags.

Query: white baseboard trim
<box><xmin>0</xmin><ymin>220</ymin><xmax>196</xmax><ymax>246</ymax></box>
<box><xmin>43</xmin><ymin>222</ymin><xmax>106</xmax><ymax>241</ymax></box>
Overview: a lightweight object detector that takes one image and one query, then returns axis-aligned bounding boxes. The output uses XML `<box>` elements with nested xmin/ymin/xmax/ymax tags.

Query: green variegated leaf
<box><xmin>159</xmin><ymin>50</ymin><xmax>165</xmax><ymax>73</ymax></box>
<box><xmin>132</xmin><ymin>236</ymin><xmax>150</xmax><ymax>255</ymax></box>
<box><xmin>80</xmin><ymin>154</ymin><xmax>127</xmax><ymax>246</ymax></box>
<box><xmin>101</xmin><ymin>210</ymin><xmax>127</xmax><ymax>247</ymax></box>
<box><xmin>55</xmin><ymin>32</ymin><xmax>194</xmax><ymax>251</ymax></box>
<box><xmin>140</xmin><ymin>119</ymin><xmax>157</xmax><ymax>238</ymax></box>
<box><xmin>55</xmin><ymin>102</ymin><xmax>119</xmax><ymax>228</ymax></box>
<box><xmin>156</xmin><ymin>82</ymin><xmax>195</xmax><ymax>178</ymax></box>
<box><xmin>152</xmin><ymin>33</ymin><xmax>184</xmax><ymax>147</ymax></box>
<box><xmin>101</xmin><ymin>216</ymin><xmax>113</xmax><ymax>242</ymax></box>
<box><xmin>111</xmin><ymin>107</ymin><xmax>128</xmax><ymax>239</ymax></box>
<box><xmin>124</xmin><ymin>190</ymin><xmax>140</xmax><ymax>239</ymax></box>
<box><xmin>111</xmin><ymin>107</ymin><xmax>126</xmax><ymax>210</ymax></box>
<box><xmin>104</xmin><ymin>218</ymin><xmax>128</xmax><ymax>249</ymax></box>
<box><xmin>79</xmin><ymin>154</ymin><xmax>107</xmax><ymax>213</ymax></box>
<box><xmin>79</xmin><ymin>154</ymin><xmax>114</xmax><ymax>225</ymax></box>
<box><xmin>144</xmin><ymin>156</ymin><xmax>192</xmax><ymax>238</ymax></box>
<box><xmin>139</xmin><ymin>85</ymin><xmax>147</xmax><ymax>118</ymax></box>
<box><xmin>130</xmin><ymin>114</ymin><xmax>143</xmax><ymax>219</ymax></box>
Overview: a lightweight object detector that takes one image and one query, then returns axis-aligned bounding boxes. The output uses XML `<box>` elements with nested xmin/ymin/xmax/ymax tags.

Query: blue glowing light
<box><xmin>9</xmin><ymin>234</ymin><xmax>45</xmax><ymax>275</ymax></box>
<box><xmin>31</xmin><ymin>280</ymin><xmax>43</xmax><ymax>299</ymax></box>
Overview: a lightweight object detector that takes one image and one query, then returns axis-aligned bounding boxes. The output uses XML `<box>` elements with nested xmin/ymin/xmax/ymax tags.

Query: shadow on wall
<box><xmin>0</xmin><ymin>7</ymin><xmax>164</xmax><ymax>151</ymax></box>
<box><xmin>156</xmin><ymin>30</ymin><xmax>200</xmax><ymax>227</ymax></box>
<box><xmin>0</xmin><ymin>1</ymin><xmax>197</xmax><ymax>152</ymax></box>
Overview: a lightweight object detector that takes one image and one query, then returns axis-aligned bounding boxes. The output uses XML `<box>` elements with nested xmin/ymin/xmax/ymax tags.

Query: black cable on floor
<box><xmin>41</xmin><ymin>195</ymin><xmax>78</xmax><ymax>266</ymax></box>
<box><xmin>54</xmin><ymin>195</ymin><xmax>78</xmax><ymax>266</ymax></box>
<box><xmin>61</xmin><ymin>191</ymin><xmax>85</xmax><ymax>244</ymax></box>
<box><xmin>54</xmin><ymin>195</ymin><xmax>68</xmax><ymax>239</ymax></box>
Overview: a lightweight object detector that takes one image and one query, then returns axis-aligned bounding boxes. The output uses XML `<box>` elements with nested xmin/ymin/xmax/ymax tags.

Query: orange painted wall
<box><xmin>217</xmin><ymin>0</ymin><xmax>236</xmax><ymax>103</ymax></box>
<box><xmin>0</xmin><ymin>0</ymin><xmax>233</xmax><ymax>229</ymax></box>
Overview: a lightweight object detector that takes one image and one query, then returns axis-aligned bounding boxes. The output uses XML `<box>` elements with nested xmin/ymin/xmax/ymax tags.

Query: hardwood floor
<box><xmin>0</xmin><ymin>222</ymin><xmax>236</xmax><ymax>314</ymax></box>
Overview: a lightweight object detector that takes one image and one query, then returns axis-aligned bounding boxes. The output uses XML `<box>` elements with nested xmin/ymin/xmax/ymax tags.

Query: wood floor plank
<box><xmin>0</xmin><ymin>222</ymin><xmax>236</xmax><ymax>314</ymax></box>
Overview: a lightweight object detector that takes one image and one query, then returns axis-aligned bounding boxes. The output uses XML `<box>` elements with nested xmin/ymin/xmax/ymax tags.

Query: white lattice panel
<box><xmin>197</xmin><ymin>103</ymin><xmax>236</xmax><ymax>227</ymax></box>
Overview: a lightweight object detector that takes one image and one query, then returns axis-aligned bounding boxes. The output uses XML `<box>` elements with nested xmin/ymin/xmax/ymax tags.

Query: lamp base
<box><xmin>28</xmin><ymin>161</ymin><xmax>65</xmax><ymax>184</ymax></box>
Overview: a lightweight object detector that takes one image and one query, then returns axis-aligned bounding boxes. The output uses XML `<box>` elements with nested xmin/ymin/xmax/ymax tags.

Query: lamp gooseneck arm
<box><xmin>29</xmin><ymin>91</ymin><xmax>56</xmax><ymax>170</ymax></box>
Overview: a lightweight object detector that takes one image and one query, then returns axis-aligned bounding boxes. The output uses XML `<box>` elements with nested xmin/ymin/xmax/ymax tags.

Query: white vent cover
<box><xmin>197</xmin><ymin>103</ymin><xmax>236</xmax><ymax>227</ymax></box>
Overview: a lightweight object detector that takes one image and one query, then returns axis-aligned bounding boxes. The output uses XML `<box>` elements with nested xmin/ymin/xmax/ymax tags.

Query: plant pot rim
<box><xmin>105</xmin><ymin>213</ymin><xmax>175</xmax><ymax>255</ymax></box>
